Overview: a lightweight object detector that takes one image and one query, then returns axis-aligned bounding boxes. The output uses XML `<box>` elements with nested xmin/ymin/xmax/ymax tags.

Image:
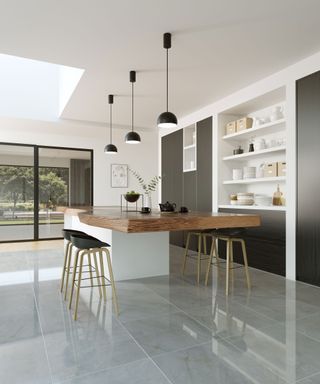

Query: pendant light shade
<box><xmin>104</xmin><ymin>94</ymin><xmax>118</xmax><ymax>154</ymax></box>
<box><xmin>125</xmin><ymin>70</ymin><xmax>141</xmax><ymax>144</ymax></box>
<box><xmin>157</xmin><ymin>32</ymin><xmax>178</xmax><ymax>128</ymax></box>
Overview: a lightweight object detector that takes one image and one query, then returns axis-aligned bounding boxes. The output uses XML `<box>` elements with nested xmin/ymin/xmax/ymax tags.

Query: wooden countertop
<box><xmin>59</xmin><ymin>206</ymin><xmax>261</xmax><ymax>233</ymax></box>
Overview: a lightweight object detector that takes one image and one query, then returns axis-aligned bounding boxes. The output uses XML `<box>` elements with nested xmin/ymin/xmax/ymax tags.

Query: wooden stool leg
<box><xmin>93</xmin><ymin>251</ymin><xmax>102</xmax><ymax>298</ymax></box>
<box><xmin>68</xmin><ymin>249</ymin><xmax>80</xmax><ymax>309</ymax></box>
<box><xmin>226</xmin><ymin>239</ymin><xmax>231</xmax><ymax>296</ymax></box>
<box><xmin>203</xmin><ymin>235</ymin><xmax>207</xmax><ymax>256</ymax></box>
<box><xmin>99</xmin><ymin>250</ymin><xmax>107</xmax><ymax>300</ymax></box>
<box><xmin>205</xmin><ymin>235</ymin><xmax>216</xmax><ymax>286</ymax></box>
<box><xmin>197</xmin><ymin>234</ymin><xmax>202</xmax><ymax>284</ymax></box>
<box><xmin>74</xmin><ymin>251</ymin><xmax>86</xmax><ymax>320</ymax></box>
<box><xmin>181</xmin><ymin>232</ymin><xmax>191</xmax><ymax>275</ymax></box>
<box><xmin>240</xmin><ymin>239</ymin><xmax>251</xmax><ymax>290</ymax></box>
<box><xmin>88</xmin><ymin>252</ymin><xmax>94</xmax><ymax>287</ymax></box>
<box><xmin>60</xmin><ymin>241</ymin><xmax>71</xmax><ymax>292</ymax></box>
<box><xmin>104</xmin><ymin>248</ymin><xmax>119</xmax><ymax>316</ymax></box>
<box><xmin>230</xmin><ymin>240</ymin><xmax>234</xmax><ymax>285</ymax></box>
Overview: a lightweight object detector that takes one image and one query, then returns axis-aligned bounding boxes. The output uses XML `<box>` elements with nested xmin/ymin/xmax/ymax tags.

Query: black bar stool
<box><xmin>181</xmin><ymin>230</ymin><xmax>219</xmax><ymax>284</ymax></box>
<box><xmin>61</xmin><ymin>229</ymin><xmax>92</xmax><ymax>300</ymax></box>
<box><xmin>205</xmin><ymin>228</ymin><xmax>251</xmax><ymax>295</ymax></box>
<box><xmin>68</xmin><ymin>233</ymin><xmax>119</xmax><ymax>320</ymax></box>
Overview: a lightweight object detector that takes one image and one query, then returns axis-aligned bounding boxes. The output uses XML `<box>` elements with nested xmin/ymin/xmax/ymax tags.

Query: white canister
<box><xmin>232</xmin><ymin>169</ymin><xmax>243</xmax><ymax>180</ymax></box>
<box><xmin>255</xmin><ymin>138</ymin><xmax>266</xmax><ymax>151</ymax></box>
<box><xmin>270</xmin><ymin>106</ymin><xmax>284</xmax><ymax>122</ymax></box>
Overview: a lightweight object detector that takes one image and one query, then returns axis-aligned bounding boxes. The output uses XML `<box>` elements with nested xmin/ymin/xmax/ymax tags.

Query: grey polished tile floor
<box><xmin>1</xmin><ymin>241</ymin><xmax>320</xmax><ymax>383</ymax></box>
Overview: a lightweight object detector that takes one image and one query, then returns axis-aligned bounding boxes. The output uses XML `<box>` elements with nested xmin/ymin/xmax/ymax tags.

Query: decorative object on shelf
<box><xmin>157</xmin><ymin>32</ymin><xmax>178</xmax><ymax>128</ymax></box>
<box><xmin>266</xmin><ymin>139</ymin><xmax>277</xmax><ymax>148</ymax></box>
<box><xmin>232</xmin><ymin>168</ymin><xmax>243</xmax><ymax>180</ymax></box>
<box><xmin>121</xmin><ymin>192</ymin><xmax>143</xmax><ymax>212</ymax></box>
<box><xmin>254</xmin><ymin>138</ymin><xmax>266</xmax><ymax>151</ymax></box>
<box><xmin>124</xmin><ymin>191</ymin><xmax>140</xmax><ymax>203</ymax></box>
<box><xmin>243</xmin><ymin>166</ymin><xmax>256</xmax><ymax>179</ymax></box>
<box><xmin>254</xmin><ymin>194</ymin><xmax>272</xmax><ymax>206</ymax></box>
<box><xmin>277</xmin><ymin>161</ymin><xmax>286</xmax><ymax>176</ymax></box>
<box><xmin>230</xmin><ymin>194</ymin><xmax>238</xmax><ymax>205</ymax></box>
<box><xmin>111</xmin><ymin>164</ymin><xmax>128</xmax><ymax>188</ymax></box>
<box><xmin>225</xmin><ymin>121</ymin><xmax>237</xmax><ymax>135</ymax></box>
<box><xmin>236</xmin><ymin>117</ymin><xmax>253</xmax><ymax>131</ymax></box>
<box><xmin>129</xmin><ymin>168</ymin><xmax>161</xmax><ymax>210</ymax></box>
<box><xmin>237</xmin><ymin>192</ymin><xmax>254</xmax><ymax>206</ymax></box>
<box><xmin>125</xmin><ymin>71</ymin><xmax>141</xmax><ymax>144</ymax></box>
<box><xmin>263</xmin><ymin>162</ymin><xmax>277</xmax><ymax>177</ymax></box>
<box><xmin>272</xmin><ymin>184</ymin><xmax>283</xmax><ymax>206</ymax></box>
<box><xmin>104</xmin><ymin>94</ymin><xmax>118</xmax><ymax>154</ymax></box>
<box><xmin>270</xmin><ymin>106</ymin><xmax>284</xmax><ymax>122</ymax></box>
<box><xmin>159</xmin><ymin>201</ymin><xmax>176</xmax><ymax>212</ymax></box>
<box><xmin>256</xmin><ymin>163</ymin><xmax>265</xmax><ymax>178</ymax></box>
<box><xmin>233</xmin><ymin>146</ymin><xmax>244</xmax><ymax>155</ymax></box>
<box><xmin>248</xmin><ymin>142</ymin><xmax>254</xmax><ymax>152</ymax></box>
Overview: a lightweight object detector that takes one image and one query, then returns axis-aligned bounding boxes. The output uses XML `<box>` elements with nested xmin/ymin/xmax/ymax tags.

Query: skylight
<box><xmin>0</xmin><ymin>53</ymin><xmax>84</xmax><ymax>121</ymax></box>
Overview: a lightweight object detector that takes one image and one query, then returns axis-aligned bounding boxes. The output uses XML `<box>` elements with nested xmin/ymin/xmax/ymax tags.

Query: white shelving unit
<box><xmin>217</xmin><ymin>87</ymin><xmax>287</xmax><ymax>212</ymax></box>
<box><xmin>183</xmin><ymin>124</ymin><xmax>197</xmax><ymax>172</ymax></box>
<box><xmin>223</xmin><ymin>176</ymin><xmax>286</xmax><ymax>185</ymax></box>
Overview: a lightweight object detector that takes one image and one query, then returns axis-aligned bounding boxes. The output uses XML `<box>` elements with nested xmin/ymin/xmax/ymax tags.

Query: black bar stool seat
<box><xmin>70</xmin><ymin>233</ymin><xmax>110</xmax><ymax>250</ymax></box>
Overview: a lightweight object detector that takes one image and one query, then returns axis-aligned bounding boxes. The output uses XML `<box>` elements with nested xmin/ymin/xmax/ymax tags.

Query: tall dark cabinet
<box><xmin>296</xmin><ymin>71</ymin><xmax>320</xmax><ymax>286</ymax></box>
<box><xmin>161</xmin><ymin>117</ymin><xmax>212</xmax><ymax>248</ymax></box>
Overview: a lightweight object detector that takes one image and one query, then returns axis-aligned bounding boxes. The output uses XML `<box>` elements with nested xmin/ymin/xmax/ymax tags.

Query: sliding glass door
<box><xmin>0</xmin><ymin>144</ymin><xmax>35</xmax><ymax>241</ymax></box>
<box><xmin>38</xmin><ymin>147</ymin><xmax>92</xmax><ymax>239</ymax></box>
<box><xmin>0</xmin><ymin>143</ymin><xmax>92</xmax><ymax>242</ymax></box>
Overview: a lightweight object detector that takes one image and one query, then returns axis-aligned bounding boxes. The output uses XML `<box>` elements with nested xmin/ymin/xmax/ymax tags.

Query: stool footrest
<box><xmin>74</xmin><ymin>275</ymin><xmax>111</xmax><ymax>289</ymax></box>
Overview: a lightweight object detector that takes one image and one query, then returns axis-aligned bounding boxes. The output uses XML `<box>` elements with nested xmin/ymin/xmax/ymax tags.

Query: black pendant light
<box><xmin>157</xmin><ymin>32</ymin><xmax>178</xmax><ymax>128</ymax></box>
<box><xmin>104</xmin><ymin>94</ymin><xmax>118</xmax><ymax>154</ymax></box>
<box><xmin>125</xmin><ymin>70</ymin><xmax>141</xmax><ymax>144</ymax></box>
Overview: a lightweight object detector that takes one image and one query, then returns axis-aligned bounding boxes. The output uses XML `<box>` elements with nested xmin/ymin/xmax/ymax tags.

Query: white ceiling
<box><xmin>0</xmin><ymin>0</ymin><xmax>320</xmax><ymax>130</ymax></box>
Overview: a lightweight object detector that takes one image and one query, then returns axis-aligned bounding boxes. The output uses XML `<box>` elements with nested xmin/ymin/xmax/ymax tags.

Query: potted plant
<box><xmin>124</xmin><ymin>190</ymin><xmax>140</xmax><ymax>203</ymax></box>
<box><xmin>129</xmin><ymin>168</ymin><xmax>161</xmax><ymax>209</ymax></box>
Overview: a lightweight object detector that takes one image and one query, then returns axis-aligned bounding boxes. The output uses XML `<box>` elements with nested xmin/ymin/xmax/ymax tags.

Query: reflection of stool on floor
<box><xmin>205</xmin><ymin>228</ymin><xmax>251</xmax><ymax>295</ymax></box>
<box><xmin>68</xmin><ymin>233</ymin><xmax>119</xmax><ymax>320</ymax></box>
<box><xmin>181</xmin><ymin>231</ymin><xmax>219</xmax><ymax>284</ymax></box>
<box><xmin>60</xmin><ymin>229</ymin><xmax>91</xmax><ymax>301</ymax></box>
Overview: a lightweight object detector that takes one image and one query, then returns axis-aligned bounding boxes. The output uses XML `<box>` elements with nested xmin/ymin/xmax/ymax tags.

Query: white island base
<box><xmin>64</xmin><ymin>214</ymin><xmax>170</xmax><ymax>281</ymax></box>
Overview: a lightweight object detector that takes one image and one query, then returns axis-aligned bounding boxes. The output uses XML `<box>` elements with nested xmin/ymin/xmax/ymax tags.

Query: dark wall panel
<box><xmin>161</xmin><ymin>130</ymin><xmax>183</xmax><ymax>246</ymax></box>
<box><xmin>197</xmin><ymin>117</ymin><xmax>212</xmax><ymax>212</ymax></box>
<box><xmin>219</xmin><ymin>208</ymin><xmax>286</xmax><ymax>276</ymax></box>
<box><xmin>296</xmin><ymin>71</ymin><xmax>320</xmax><ymax>286</ymax></box>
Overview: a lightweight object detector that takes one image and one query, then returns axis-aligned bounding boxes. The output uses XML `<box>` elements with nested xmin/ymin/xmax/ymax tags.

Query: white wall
<box><xmin>0</xmin><ymin>116</ymin><xmax>159</xmax><ymax>206</ymax></box>
<box><xmin>160</xmin><ymin>49</ymin><xmax>320</xmax><ymax>281</ymax></box>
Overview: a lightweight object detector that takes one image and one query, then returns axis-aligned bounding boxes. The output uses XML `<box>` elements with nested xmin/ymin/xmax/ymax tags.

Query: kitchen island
<box><xmin>60</xmin><ymin>206</ymin><xmax>260</xmax><ymax>280</ymax></box>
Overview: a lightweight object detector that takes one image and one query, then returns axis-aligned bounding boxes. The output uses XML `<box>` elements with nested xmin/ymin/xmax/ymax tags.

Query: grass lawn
<box><xmin>0</xmin><ymin>219</ymin><xmax>63</xmax><ymax>225</ymax></box>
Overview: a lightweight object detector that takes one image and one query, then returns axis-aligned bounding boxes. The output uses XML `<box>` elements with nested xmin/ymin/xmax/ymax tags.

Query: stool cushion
<box><xmin>62</xmin><ymin>229</ymin><xmax>88</xmax><ymax>242</ymax></box>
<box><xmin>70</xmin><ymin>233</ymin><xmax>110</xmax><ymax>249</ymax></box>
<box><xmin>211</xmin><ymin>228</ymin><xmax>246</xmax><ymax>237</ymax></box>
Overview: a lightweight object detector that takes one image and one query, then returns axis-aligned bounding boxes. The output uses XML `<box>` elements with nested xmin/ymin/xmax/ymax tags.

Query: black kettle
<box><xmin>159</xmin><ymin>201</ymin><xmax>176</xmax><ymax>212</ymax></box>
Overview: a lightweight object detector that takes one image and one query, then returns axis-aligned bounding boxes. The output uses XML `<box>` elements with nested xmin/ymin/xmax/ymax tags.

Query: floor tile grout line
<box><xmin>295</xmin><ymin>369</ymin><xmax>320</xmax><ymax>383</ymax></box>
<box><xmin>54</xmin><ymin>357</ymin><xmax>149</xmax><ymax>384</ymax></box>
<box><xmin>114</xmin><ymin>314</ymin><xmax>175</xmax><ymax>384</ymax></box>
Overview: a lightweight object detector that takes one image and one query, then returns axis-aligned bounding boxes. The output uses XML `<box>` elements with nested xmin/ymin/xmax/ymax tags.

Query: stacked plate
<box><xmin>243</xmin><ymin>166</ymin><xmax>256</xmax><ymax>179</ymax></box>
<box><xmin>254</xmin><ymin>194</ymin><xmax>272</xmax><ymax>206</ymax></box>
<box><xmin>237</xmin><ymin>192</ymin><xmax>254</xmax><ymax>206</ymax></box>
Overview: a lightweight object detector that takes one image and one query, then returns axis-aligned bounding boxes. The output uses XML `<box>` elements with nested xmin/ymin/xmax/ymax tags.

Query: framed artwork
<box><xmin>111</xmin><ymin>164</ymin><xmax>128</xmax><ymax>188</ymax></box>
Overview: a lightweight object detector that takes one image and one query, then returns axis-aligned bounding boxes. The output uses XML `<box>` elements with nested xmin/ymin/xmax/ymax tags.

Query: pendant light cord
<box><xmin>166</xmin><ymin>48</ymin><xmax>169</xmax><ymax>112</ymax></box>
<box><xmin>109</xmin><ymin>103</ymin><xmax>112</xmax><ymax>143</ymax></box>
<box><xmin>131</xmin><ymin>81</ymin><xmax>134</xmax><ymax>132</ymax></box>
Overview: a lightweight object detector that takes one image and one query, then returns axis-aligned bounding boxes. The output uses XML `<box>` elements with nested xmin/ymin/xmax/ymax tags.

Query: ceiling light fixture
<box><xmin>157</xmin><ymin>32</ymin><xmax>178</xmax><ymax>128</ymax></box>
<box><xmin>104</xmin><ymin>94</ymin><xmax>118</xmax><ymax>154</ymax></box>
<box><xmin>125</xmin><ymin>70</ymin><xmax>141</xmax><ymax>144</ymax></box>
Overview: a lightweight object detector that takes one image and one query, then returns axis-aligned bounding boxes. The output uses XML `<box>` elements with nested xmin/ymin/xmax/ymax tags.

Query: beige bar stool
<box><xmin>68</xmin><ymin>233</ymin><xmax>119</xmax><ymax>320</ymax></box>
<box><xmin>181</xmin><ymin>231</ymin><xmax>219</xmax><ymax>284</ymax></box>
<box><xmin>60</xmin><ymin>229</ymin><xmax>94</xmax><ymax>300</ymax></box>
<box><xmin>205</xmin><ymin>228</ymin><xmax>251</xmax><ymax>295</ymax></box>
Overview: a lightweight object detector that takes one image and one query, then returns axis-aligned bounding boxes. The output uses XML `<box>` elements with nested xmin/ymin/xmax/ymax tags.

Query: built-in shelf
<box><xmin>223</xmin><ymin>176</ymin><xmax>286</xmax><ymax>185</ymax></box>
<box><xmin>184</xmin><ymin>144</ymin><xmax>196</xmax><ymax>150</ymax></box>
<box><xmin>223</xmin><ymin>146</ymin><xmax>286</xmax><ymax>161</ymax></box>
<box><xmin>219</xmin><ymin>204</ymin><xmax>286</xmax><ymax>211</ymax></box>
<box><xmin>222</xmin><ymin>118</ymin><xmax>285</xmax><ymax>141</ymax></box>
<box><xmin>184</xmin><ymin>167</ymin><xmax>196</xmax><ymax>173</ymax></box>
